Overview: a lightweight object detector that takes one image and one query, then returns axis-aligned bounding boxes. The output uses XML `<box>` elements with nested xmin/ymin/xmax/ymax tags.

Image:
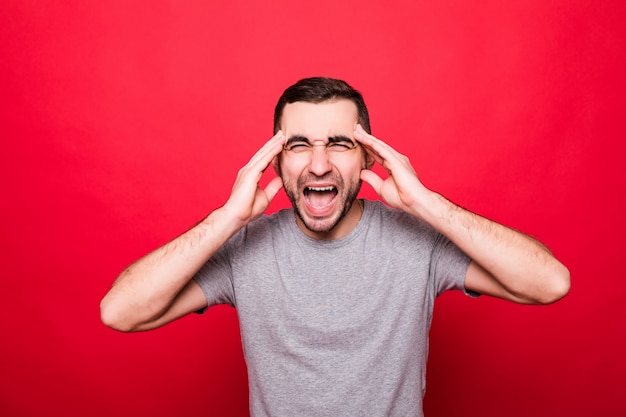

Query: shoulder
<box><xmin>364</xmin><ymin>199</ymin><xmax>435</xmax><ymax>235</ymax></box>
<box><xmin>227</xmin><ymin>208</ymin><xmax>295</xmax><ymax>247</ymax></box>
<box><xmin>247</xmin><ymin>207</ymin><xmax>294</xmax><ymax>233</ymax></box>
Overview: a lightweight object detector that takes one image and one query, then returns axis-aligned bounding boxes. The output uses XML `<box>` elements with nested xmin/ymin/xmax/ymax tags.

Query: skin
<box><xmin>100</xmin><ymin>99</ymin><xmax>570</xmax><ymax>332</ymax></box>
<box><xmin>353</xmin><ymin>123</ymin><xmax>570</xmax><ymax>304</ymax></box>
<box><xmin>274</xmin><ymin>100</ymin><xmax>372</xmax><ymax>240</ymax></box>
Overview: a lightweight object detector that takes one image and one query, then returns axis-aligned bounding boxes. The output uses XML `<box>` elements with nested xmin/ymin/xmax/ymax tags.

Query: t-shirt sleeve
<box><xmin>430</xmin><ymin>232</ymin><xmax>473</xmax><ymax>297</ymax></box>
<box><xmin>192</xmin><ymin>233</ymin><xmax>239</xmax><ymax>311</ymax></box>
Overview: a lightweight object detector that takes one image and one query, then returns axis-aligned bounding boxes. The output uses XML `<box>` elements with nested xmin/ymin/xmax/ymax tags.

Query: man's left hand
<box><xmin>354</xmin><ymin>124</ymin><xmax>430</xmax><ymax>218</ymax></box>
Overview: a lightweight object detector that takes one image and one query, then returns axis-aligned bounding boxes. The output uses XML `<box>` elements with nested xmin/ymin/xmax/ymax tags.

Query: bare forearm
<box><xmin>355</xmin><ymin>125</ymin><xmax>569</xmax><ymax>304</ymax></box>
<box><xmin>415</xmin><ymin>190</ymin><xmax>570</xmax><ymax>304</ymax></box>
<box><xmin>100</xmin><ymin>207</ymin><xmax>241</xmax><ymax>330</ymax></box>
<box><xmin>100</xmin><ymin>131</ymin><xmax>286</xmax><ymax>331</ymax></box>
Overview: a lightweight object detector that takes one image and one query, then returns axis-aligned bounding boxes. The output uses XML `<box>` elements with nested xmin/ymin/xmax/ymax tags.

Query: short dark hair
<box><xmin>273</xmin><ymin>77</ymin><xmax>371</xmax><ymax>134</ymax></box>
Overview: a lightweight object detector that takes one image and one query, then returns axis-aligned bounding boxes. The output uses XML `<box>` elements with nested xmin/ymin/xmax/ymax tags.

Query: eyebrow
<box><xmin>328</xmin><ymin>135</ymin><xmax>356</xmax><ymax>145</ymax></box>
<box><xmin>285</xmin><ymin>135</ymin><xmax>311</xmax><ymax>146</ymax></box>
<box><xmin>285</xmin><ymin>135</ymin><xmax>356</xmax><ymax>146</ymax></box>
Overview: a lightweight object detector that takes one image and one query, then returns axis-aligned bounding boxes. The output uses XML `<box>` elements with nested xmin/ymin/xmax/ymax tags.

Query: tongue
<box><xmin>307</xmin><ymin>191</ymin><xmax>335</xmax><ymax>208</ymax></box>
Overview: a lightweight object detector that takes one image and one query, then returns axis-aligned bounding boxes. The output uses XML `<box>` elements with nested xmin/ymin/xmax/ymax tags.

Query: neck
<box><xmin>296</xmin><ymin>198</ymin><xmax>363</xmax><ymax>241</ymax></box>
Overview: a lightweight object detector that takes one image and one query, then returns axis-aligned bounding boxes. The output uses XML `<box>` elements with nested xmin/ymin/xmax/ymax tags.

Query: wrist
<box><xmin>409</xmin><ymin>189</ymin><xmax>457</xmax><ymax>228</ymax></box>
<box><xmin>202</xmin><ymin>206</ymin><xmax>246</xmax><ymax>241</ymax></box>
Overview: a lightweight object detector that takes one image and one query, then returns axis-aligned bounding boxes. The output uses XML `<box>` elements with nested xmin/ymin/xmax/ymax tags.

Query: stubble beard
<box><xmin>283</xmin><ymin>173</ymin><xmax>362</xmax><ymax>234</ymax></box>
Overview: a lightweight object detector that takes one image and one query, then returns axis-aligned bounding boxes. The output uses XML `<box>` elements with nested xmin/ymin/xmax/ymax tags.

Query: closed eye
<box><xmin>328</xmin><ymin>142</ymin><xmax>352</xmax><ymax>151</ymax></box>
<box><xmin>328</xmin><ymin>136</ymin><xmax>357</xmax><ymax>150</ymax></box>
<box><xmin>283</xmin><ymin>135</ymin><xmax>358</xmax><ymax>153</ymax></box>
<box><xmin>286</xmin><ymin>143</ymin><xmax>312</xmax><ymax>152</ymax></box>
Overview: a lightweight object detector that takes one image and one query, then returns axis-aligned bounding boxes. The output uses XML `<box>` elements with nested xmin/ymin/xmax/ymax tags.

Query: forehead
<box><xmin>280</xmin><ymin>100</ymin><xmax>358</xmax><ymax>139</ymax></box>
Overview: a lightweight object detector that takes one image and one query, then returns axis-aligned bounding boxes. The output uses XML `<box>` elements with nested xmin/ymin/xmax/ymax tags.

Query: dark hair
<box><xmin>273</xmin><ymin>77</ymin><xmax>371</xmax><ymax>134</ymax></box>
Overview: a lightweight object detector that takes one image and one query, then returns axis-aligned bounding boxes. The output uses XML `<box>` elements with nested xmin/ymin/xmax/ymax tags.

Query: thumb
<box><xmin>263</xmin><ymin>176</ymin><xmax>284</xmax><ymax>202</ymax></box>
<box><xmin>360</xmin><ymin>169</ymin><xmax>383</xmax><ymax>194</ymax></box>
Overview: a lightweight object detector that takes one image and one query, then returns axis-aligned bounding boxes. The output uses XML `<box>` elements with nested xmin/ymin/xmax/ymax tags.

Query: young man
<box><xmin>101</xmin><ymin>77</ymin><xmax>570</xmax><ymax>416</ymax></box>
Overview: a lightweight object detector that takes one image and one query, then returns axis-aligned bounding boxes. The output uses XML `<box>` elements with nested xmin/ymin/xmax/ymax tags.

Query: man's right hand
<box><xmin>100</xmin><ymin>131</ymin><xmax>286</xmax><ymax>332</ymax></box>
<box><xmin>221</xmin><ymin>130</ymin><xmax>285</xmax><ymax>227</ymax></box>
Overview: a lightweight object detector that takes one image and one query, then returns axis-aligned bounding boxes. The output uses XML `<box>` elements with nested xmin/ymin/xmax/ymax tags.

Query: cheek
<box><xmin>335</xmin><ymin>165</ymin><xmax>363</xmax><ymax>186</ymax></box>
<box><xmin>278</xmin><ymin>160</ymin><xmax>304</xmax><ymax>182</ymax></box>
<box><xmin>346</xmin><ymin>157</ymin><xmax>368</xmax><ymax>175</ymax></box>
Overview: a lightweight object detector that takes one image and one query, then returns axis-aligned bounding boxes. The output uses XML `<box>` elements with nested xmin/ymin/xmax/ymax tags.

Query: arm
<box><xmin>100</xmin><ymin>131</ymin><xmax>286</xmax><ymax>332</ymax></box>
<box><xmin>354</xmin><ymin>125</ymin><xmax>570</xmax><ymax>304</ymax></box>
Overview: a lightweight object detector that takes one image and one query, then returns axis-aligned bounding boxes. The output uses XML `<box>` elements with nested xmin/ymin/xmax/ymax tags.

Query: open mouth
<box><xmin>304</xmin><ymin>186</ymin><xmax>338</xmax><ymax>209</ymax></box>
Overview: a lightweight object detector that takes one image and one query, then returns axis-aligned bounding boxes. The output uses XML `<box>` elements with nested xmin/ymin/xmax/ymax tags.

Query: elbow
<box><xmin>537</xmin><ymin>263</ymin><xmax>571</xmax><ymax>305</ymax></box>
<box><xmin>100</xmin><ymin>297</ymin><xmax>138</xmax><ymax>333</ymax></box>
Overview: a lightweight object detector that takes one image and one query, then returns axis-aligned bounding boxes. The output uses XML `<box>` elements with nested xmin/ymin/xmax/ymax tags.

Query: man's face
<box><xmin>275</xmin><ymin>99</ymin><xmax>369</xmax><ymax>239</ymax></box>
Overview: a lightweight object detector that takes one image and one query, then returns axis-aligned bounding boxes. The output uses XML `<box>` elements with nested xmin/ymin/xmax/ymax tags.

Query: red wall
<box><xmin>1</xmin><ymin>1</ymin><xmax>624</xmax><ymax>416</ymax></box>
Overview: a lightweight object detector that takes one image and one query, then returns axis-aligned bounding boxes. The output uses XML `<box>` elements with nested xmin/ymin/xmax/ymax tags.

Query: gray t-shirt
<box><xmin>194</xmin><ymin>199</ymin><xmax>471</xmax><ymax>417</ymax></box>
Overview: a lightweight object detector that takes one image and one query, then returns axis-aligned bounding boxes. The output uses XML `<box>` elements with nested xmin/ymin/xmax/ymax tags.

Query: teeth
<box><xmin>307</xmin><ymin>186</ymin><xmax>335</xmax><ymax>192</ymax></box>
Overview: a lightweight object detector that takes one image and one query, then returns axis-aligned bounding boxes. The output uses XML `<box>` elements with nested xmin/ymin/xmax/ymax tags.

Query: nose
<box><xmin>307</xmin><ymin>146</ymin><xmax>333</xmax><ymax>176</ymax></box>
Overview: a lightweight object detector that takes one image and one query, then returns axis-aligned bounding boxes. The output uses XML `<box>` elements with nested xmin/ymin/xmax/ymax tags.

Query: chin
<box><xmin>284</xmin><ymin>176</ymin><xmax>362</xmax><ymax>235</ymax></box>
<box><xmin>299</xmin><ymin>213</ymin><xmax>343</xmax><ymax>234</ymax></box>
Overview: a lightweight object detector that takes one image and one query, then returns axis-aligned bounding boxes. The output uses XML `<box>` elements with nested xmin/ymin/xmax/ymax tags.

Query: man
<box><xmin>101</xmin><ymin>77</ymin><xmax>570</xmax><ymax>416</ymax></box>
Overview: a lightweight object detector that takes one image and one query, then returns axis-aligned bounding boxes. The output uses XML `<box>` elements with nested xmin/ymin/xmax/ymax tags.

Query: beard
<box><xmin>282</xmin><ymin>172</ymin><xmax>362</xmax><ymax>234</ymax></box>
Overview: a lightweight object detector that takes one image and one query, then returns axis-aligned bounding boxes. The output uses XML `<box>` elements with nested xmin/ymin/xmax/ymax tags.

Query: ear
<box><xmin>272</xmin><ymin>155</ymin><xmax>281</xmax><ymax>176</ymax></box>
<box><xmin>363</xmin><ymin>150</ymin><xmax>375</xmax><ymax>170</ymax></box>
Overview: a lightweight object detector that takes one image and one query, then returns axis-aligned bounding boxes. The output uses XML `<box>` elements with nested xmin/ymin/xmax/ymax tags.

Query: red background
<box><xmin>1</xmin><ymin>1</ymin><xmax>625</xmax><ymax>416</ymax></box>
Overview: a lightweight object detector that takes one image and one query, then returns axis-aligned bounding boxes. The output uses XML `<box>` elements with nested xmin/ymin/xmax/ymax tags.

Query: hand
<box><xmin>354</xmin><ymin>125</ymin><xmax>429</xmax><ymax>216</ymax></box>
<box><xmin>355</xmin><ymin>126</ymin><xmax>570</xmax><ymax>305</ymax></box>
<box><xmin>222</xmin><ymin>131</ymin><xmax>285</xmax><ymax>226</ymax></box>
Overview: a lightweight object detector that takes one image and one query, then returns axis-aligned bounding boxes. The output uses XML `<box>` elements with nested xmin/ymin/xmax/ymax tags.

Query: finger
<box><xmin>233</xmin><ymin>132</ymin><xmax>283</xmax><ymax>190</ymax></box>
<box><xmin>257</xmin><ymin>130</ymin><xmax>286</xmax><ymax>163</ymax></box>
<box><xmin>353</xmin><ymin>124</ymin><xmax>383</xmax><ymax>146</ymax></box>
<box><xmin>263</xmin><ymin>176</ymin><xmax>284</xmax><ymax>202</ymax></box>
<box><xmin>354</xmin><ymin>125</ymin><xmax>389</xmax><ymax>162</ymax></box>
<box><xmin>355</xmin><ymin>126</ymin><xmax>414</xmax><ymax>178</ymax></box>
<box><xmin>360</xmin><ymin>169</ymin><xmax>384</xmax><ymax>195</ymax></box>
<box><xmin>246</xmin><ymin>130</ymin><xmax>285</xmax><ymax>169</ymax></box>
<box><xmin>352</xmin><ymin>127</ymin><xmax>385</xmax><ymax>166</ymax></box>
<box><xmin>354</xmin><ymin>125</ymin><xmax>401</xmax><ymax>163</ymax></box>
<box><xmin>363</xmin><ymin>145</ymin><xmax>384</xmax><ymax>167</ymax></box>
